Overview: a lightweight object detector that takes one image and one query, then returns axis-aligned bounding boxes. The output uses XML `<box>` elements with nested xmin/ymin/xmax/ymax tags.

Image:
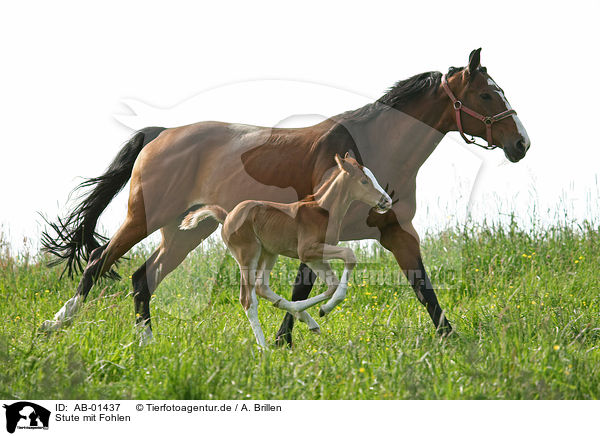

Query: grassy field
<box><xmin>1</xmin><ymin>220</ymin><xmax>599</xmax><ymax>400</ymax></box>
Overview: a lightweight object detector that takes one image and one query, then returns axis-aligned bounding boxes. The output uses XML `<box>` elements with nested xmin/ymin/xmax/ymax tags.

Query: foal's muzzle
<box><xmin>374</xmin><ymin>195</ymin><xmax>392</xmax><ymax>214</ymax></box>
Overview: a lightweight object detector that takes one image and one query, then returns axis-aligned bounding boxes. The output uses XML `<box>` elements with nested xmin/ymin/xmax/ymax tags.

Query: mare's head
<box><xmin>442</xmin><ymin>48</ymin><xmax>531</xmax><ymax>162</ymax></box>
<box><xmin>334</xmin><ymin>153</ymin><xmax>392</xmax><ymax>213</ymax></box>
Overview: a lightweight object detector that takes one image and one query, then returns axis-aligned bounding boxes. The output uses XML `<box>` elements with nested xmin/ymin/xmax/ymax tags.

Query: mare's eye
<box><xmin>480</xmin><ymin>93</ymin><xmax>492</xmax><ymax>100</ymax></box>
<box><xmin>361</xmin><ymin>179</ymin><xmax>368</xmax><ymax>185</ymax></box>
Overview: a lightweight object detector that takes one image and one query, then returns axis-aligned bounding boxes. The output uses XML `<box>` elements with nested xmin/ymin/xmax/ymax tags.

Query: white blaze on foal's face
<box><xmin>333</xmin><ymin>153</ymin><xmax>392</xmax><ymax>212</ymax></box>
<box><xmin>360</xmin><ymin>166</ymin><xmax>392</xmax><ymax>213</ymax></box>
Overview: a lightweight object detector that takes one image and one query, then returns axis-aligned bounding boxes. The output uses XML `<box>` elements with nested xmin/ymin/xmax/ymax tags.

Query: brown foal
<box><xmin>180</xmin><ymin>154</ymin><xmax>391</xmax><ymax>347</ymax></box>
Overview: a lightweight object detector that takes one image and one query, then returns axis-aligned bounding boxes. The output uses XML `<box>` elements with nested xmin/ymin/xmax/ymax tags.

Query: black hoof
<box><xmin>319</xmin><ymin>307</ymin><xmax>326</xmax><ymax>317</ymax></box>
<box><xmin>274</xmin><ymin>333</ymin><xmax>292</xmax><ymax>348</ymax></box>
<box><xmin>275</xmin><ymin>313</ymin><xmax>294</xmax><ymax>348</ymax></box>
<box><xmin>436</xmin><ymin>322</ymin><xmax>454</xmax><ymax>338</ymax></box>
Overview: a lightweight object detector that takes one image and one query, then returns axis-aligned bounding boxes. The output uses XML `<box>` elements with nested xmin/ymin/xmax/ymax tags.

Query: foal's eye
<box><xmin>480</xmin><ymin>93</ymin><xmax>492</xmax><ymax>100</ymax></box>
<box><xmin>361</xmin><ymin>179</ymin><xmax>368</xmax><ymax>185</ymax></box>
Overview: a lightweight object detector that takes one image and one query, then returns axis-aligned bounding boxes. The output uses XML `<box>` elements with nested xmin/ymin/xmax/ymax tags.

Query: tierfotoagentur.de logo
<box><xmin>2</xmin><ymin>402</ymin><xmax>50</xmax><ymax>434</ymax></box>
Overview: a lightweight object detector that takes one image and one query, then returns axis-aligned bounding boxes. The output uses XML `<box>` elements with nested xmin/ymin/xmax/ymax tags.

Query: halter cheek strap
<box><xmin>441</xmin><ymin>74</ymin><xmax>517</xmax><ymax>150</ymax></box>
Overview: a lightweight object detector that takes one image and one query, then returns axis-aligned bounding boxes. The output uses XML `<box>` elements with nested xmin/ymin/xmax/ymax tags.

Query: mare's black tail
<box><xmin>41</xmin><ymin>126</ymin><xmax>167</xmax><ymax>279</ymax></box>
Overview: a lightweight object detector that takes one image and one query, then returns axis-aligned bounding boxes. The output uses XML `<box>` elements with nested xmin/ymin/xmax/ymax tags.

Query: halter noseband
<box><xmin>441</xmin><ymin>74</ymin><xmax>517</xmax><ymax>150</ymax></box>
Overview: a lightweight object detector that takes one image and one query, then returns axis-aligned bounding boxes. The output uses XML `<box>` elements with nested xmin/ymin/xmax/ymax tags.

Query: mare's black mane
<box><xmin>338</xmin><ymin>66</ymin><xmax>468</xmax><ymax>123</ymax></box>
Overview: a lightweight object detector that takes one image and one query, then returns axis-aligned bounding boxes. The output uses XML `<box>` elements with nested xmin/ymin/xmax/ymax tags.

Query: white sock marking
<box><xmin>320</xmin><ymin>268</ymin><xmax>350</xmax><ymax>315</ymax></box>
<box><xmin>297</xmin><ymin>311</ymin><xmax>320</xmax><ymax>332</ymax></box>
<box><xmin>245</xmin><ymin>288</ymin><xmax>267</xmax><ymax>347</ymax></box>
<box><xmin>40</xmin><ymin>295</ymin><xmax>82</xmax><ymax>332</ymax></box>
<box><xmin>139</xmin><ymin>325</ymin><xmax>154</xmax><ymax>346</ymax></box>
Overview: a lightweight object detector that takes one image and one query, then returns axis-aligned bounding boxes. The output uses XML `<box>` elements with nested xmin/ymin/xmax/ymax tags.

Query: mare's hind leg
<box><xmin>41</xmin><ymin>216</ymin><xmax>147</xmax><ymax>332</ymax></box>
<box><xmin>254</xmin><ymin>253</ymin><xmax>320</xmax><ymax>333</ymax></box>
<box><xmin>132</xmin><ymin>217</ymin><xmax>219</xmax><ymax>344</ymax></box>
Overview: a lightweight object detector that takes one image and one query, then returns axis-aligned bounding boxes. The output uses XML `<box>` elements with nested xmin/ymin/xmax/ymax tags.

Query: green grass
<box><xmin>1</xmin><ymin>221</ymin><xmax>599</xmax><ymax>399</ymax></box>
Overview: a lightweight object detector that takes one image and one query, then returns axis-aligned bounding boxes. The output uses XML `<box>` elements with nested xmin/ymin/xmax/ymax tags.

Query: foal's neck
<box><xmin>314</xmin><ymin>172</ymin><xmax>355</xmax><ymax>240</ymax></box>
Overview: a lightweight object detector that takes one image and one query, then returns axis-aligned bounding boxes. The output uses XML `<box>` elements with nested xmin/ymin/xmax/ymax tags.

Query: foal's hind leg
<box><xmin>41</xmin><ymin>216</ymin><xmax>147</xmax><ymax>332</ymax></box>
<box><xmin>234</xmin><ymin>247</ymin><xmax>267</xmax><ymax>347</ymax></box>
<box><xmin>132</xmin><ymin>217</ymin><xmax>219</xmax><ymax>344</ymax></box>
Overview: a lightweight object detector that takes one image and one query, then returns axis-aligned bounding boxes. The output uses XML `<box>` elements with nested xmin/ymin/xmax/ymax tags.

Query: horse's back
<box><xmin>127</xmin><ymin>119</ymin><xmax>337</xmax><ymax>234</ymax></box>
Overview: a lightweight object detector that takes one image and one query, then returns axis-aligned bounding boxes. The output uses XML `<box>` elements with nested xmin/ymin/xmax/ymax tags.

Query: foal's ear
<box><xmin>335</xmin><ymin>153</ymin><xmax>346</xmax><ymax>172</ymax></box>
<box><xmin>467</xmin><ymin>48</ymin><xmax>482</xmax><ymax>74</ymax></box>
<box><xmin>335</xmin><ymin>153</ymin><xmax>350</xmax><ymax>173</ymax></box>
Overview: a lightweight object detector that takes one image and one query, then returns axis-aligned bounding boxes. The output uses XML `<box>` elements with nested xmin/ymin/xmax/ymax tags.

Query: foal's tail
<box><xmin>41</xmin><ymin>126</ymin><xmax>167</xmax><ymax>279</ymax></box>
<box><xmin>180</xmin><ymin>205</ymin><xmax>228</xmax><ymax>230</ymax></box>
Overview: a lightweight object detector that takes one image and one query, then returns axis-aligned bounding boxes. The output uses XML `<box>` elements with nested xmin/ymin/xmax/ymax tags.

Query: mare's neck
<box><xmin>344</xmin><ymin>80</ymin><xmax>454</xmax><ymax>181</ymax></box>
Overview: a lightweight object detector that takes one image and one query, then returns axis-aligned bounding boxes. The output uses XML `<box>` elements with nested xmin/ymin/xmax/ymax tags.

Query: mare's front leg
<box><xmin>376</xmin><ymin>218</ymin><xmax>452</xmax><ymax>335</ymax></box>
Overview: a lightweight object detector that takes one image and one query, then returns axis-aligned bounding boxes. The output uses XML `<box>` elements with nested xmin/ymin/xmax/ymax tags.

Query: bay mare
<box><xmin>41</xmin><ymin>49</ymin><xmax>530</xmax><ymax>346</ymax></box>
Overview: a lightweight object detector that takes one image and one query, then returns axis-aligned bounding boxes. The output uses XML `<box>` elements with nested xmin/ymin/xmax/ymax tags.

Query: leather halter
<box><xmin>441</xmin><ymin>74</ymin><xmax>517</xmax><ymax>150</ymax></box>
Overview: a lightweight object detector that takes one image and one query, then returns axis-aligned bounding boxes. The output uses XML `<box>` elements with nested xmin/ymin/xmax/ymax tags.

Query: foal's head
<box><xmin>334</xmin><ymin>153</ymin><xmax>392</xmax><ymax>213</ymax></box>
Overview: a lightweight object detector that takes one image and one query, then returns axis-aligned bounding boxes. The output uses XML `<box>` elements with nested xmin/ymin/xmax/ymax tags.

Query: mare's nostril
<box><xmin>516</xmin><ymin>140</ymin><xmax>525</xmax><ymax>153</ymax></box>
<box><xmin>516</xmin><ymin>139</ymin><xmax>530</xmax><ymax>154</ymax></box>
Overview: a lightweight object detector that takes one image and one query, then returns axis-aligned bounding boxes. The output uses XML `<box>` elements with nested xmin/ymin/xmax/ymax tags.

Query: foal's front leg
<box><xmin>294</xmin><ymin>243</ymin><xmax>357</xmax><ymax>315</ymax></box>
<box><xmin>317</xmin><ymin>261</ymin><xmax>351</xmax><ymax>316</ymax></box>
<box><xmin>254</xmin><ymin>254</ymin><xmax>321</xmax><ymax>333</ymax></box>
<box><xmin>255</xmin><ymin>258</ymin><xmax>333</xmax><ymax>315</ymax></box>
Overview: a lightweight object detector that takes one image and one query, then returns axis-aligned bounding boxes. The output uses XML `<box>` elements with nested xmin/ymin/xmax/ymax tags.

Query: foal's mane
<box><xmin>301</xmin><ymin>167</ymin><xmax>342</xmax><ymax>204</ymax></box>
<box><xmin>337</xmin><ymin>66</ymin><xmax>464</xmax><ymax>124</ymax></box>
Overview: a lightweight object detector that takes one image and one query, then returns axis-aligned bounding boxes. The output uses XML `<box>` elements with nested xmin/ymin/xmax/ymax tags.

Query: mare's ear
<box><xmin>335</xmin><ymin>153</ymin><xmax>351</xmax><ymax>174</ymax></box>
<box><xmin>467</xmin><ymin>48</ymin><xmax>481</xmax><ymax>75</ymax></box>
<box><xmin>344</xmin><ymin>151</ymin><xmax>349</xmax><ymax>159</ymax></box>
